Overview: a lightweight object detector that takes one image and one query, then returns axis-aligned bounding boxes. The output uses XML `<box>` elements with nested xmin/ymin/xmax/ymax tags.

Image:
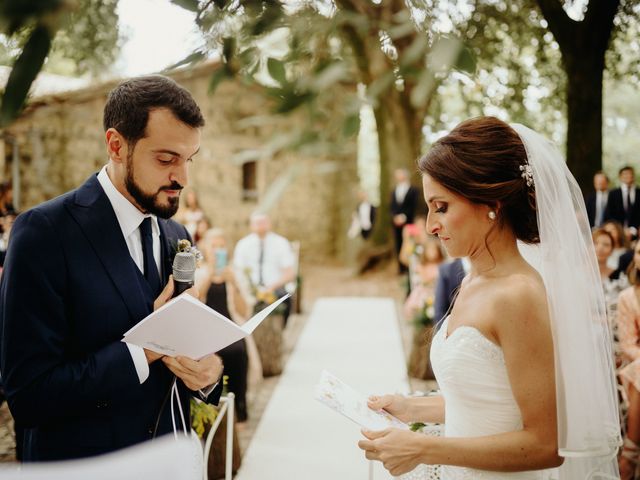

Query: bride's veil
<box><xmin>511</xmin><ymin>123</ymin><xmax>621</xmax><ymax>479</ymax></box>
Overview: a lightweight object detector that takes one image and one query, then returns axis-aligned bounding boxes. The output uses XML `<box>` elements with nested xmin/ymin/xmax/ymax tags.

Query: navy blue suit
<box><xmin>0</xmin><ymin>174</ymin><xmax>221</xmax><ymax>461</ymax></box>
<box><xmin>434</xmin><ymin>259</ymin><xmax>466</xmax><ymax>325</ymax></box>
<box><xmin>605</xmin><ymin>186</ymin><xmax>640</xmax><ymax>230</ymax></box>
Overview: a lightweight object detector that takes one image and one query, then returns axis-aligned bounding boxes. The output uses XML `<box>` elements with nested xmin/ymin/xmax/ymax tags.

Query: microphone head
<box><xmin>172</xmin><ymin>251</ymin><xmax>196</xmax><ymax>283</ymax></box>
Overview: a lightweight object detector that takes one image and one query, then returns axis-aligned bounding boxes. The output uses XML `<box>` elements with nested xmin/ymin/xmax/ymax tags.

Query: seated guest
<box><xmin>399</xmin><ymin>216</ymin><xmax>428</xmax><ymax>293</ymax></box>
<box><xmin>603</xmin><ymin>220</ymin><xmax>630</xmax><ymax>271</ymax></box>
<box><xmin>175</xmin><ymin>189</ymin><xmax>204</xmax><ymax>238</ymax></box>
<box><xmin>196</xmin><ymin>228</ymin><xmax>259</xmax><ymax>423</ymax></box>
<box><xmin>402</xmin><ymin>238</ymin><xmax>444</xmax><ymax>321</ymax></box>
<box><xmin>593</xmin><ymin>228</ymin><xmax>616</xmax><ymax>282</ymax></box>
<box><xmin>233</xmin><ymin>213</ymin><xmax>295</xmax><ymax>325</ymax></box>
<box><xmin>616</xmin><ymin>241</ymin><xmax>640</xmax><ymax>479</ymax></box>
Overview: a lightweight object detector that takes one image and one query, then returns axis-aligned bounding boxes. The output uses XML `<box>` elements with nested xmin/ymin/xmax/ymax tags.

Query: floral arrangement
<box><xmin>403</xmin><ymin>288</ymin><xmax>435</xmax><ymax>329</ymax></box>
<box><xmin>190</xmin><ymin>397</ymin><xmax>218</xmax><ymax>438</ymax></box>
<box><xmin>243</xmin><ymin>267</ymin><xmax>288</xmax><ymax>315</ymax></box>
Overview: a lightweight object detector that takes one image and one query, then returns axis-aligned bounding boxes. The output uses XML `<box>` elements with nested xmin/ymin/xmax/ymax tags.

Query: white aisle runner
<box><xmin>236</xmin><ymin>297</ymin><xmax>410</xmax><ymax>480</ymax></box>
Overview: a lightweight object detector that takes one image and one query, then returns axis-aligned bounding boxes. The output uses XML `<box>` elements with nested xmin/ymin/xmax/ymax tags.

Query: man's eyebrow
<box><xmin>152</xmin><ymin>147</ymin><xmax>200</xmax><ymax>158</ymax></box>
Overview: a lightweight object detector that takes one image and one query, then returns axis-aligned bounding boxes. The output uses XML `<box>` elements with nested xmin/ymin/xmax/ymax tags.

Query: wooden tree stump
<box><xmin>251</xmin><ymin>312</ymin><xmax>284</xmax><ymax>377</ymax></box>
<box><xmin>205</xmin><ymin>415</ymin><xmax>242</xmax><ymax>480</ymax></box>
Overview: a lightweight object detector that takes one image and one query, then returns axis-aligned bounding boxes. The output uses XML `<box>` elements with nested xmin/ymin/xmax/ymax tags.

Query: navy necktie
<box><xmin>140</xmin><ymin>217</ymin><xmax>161</xmax><ymax>296</ymax></box>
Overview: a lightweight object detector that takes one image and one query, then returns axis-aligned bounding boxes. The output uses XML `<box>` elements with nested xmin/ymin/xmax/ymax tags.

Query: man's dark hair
<box><xmin>103</xmin><ymin>75</ymin><xmax>205</xmax><ymax>146</ymax></box>
<box><xmin>619</xmin><ymin>165</ymin><xmax>635</xmax><ymax>176</ymax></box>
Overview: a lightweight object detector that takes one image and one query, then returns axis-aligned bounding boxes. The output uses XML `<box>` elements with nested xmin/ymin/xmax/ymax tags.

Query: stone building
<box><xmin>1</xmin><ymin>62</ymin><xmax>359</xmax><ymax>262</ymax></box>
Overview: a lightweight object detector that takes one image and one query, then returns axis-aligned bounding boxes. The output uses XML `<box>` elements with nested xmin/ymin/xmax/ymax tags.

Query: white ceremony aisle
<box><xmin>236</xmin><ymin>297</ymin><xmax>410</xmax><ymax>480</ymax></box>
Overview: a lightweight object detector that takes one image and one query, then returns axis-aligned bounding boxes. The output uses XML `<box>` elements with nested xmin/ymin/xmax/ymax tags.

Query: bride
<box><xmin>358</xmin><ymin>117</ymin><xmax>621</xmax><ymax>479</ymax></box>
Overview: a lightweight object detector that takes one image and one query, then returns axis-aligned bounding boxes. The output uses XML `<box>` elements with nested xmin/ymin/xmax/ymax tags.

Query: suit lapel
<box><xmin>65</xmin><ymin>174</ymin><xmax>150</xmax><ymax>325</ymax></box>
<box><xmin>158</xmin><ymin>219</ymin><xmax>175</xmax><ymax>285</ymax></box>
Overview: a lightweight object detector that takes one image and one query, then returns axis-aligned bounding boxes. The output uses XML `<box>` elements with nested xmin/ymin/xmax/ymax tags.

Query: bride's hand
<box><xmin>368</xmin><ymin>394</ymin><xmax>410</xmax><ymax>422</ymax></box>
<box><xmin>358</xmin><ymin>428</ymin><xmax>428</xmax><ymax>476</ymax></box>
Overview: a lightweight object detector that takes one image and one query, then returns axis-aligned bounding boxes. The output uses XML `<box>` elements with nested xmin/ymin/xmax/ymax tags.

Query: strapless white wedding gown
<box><xmin>428</xmin><ymin>317</ymin><xmax>556</xmax><ymax>480</ymax></box>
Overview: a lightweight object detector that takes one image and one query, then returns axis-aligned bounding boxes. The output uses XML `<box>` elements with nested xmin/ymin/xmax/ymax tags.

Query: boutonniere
<box><xmin>170</xmin><ymin>239</ymin><xmax>204</xmax><ymax>266</ymax></box>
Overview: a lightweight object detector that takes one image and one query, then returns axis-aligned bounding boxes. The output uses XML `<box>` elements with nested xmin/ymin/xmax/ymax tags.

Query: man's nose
<box><xmin>170</xmin><ymin>161</ymin><xmax>189</xmax><ymax>187</ymax></box>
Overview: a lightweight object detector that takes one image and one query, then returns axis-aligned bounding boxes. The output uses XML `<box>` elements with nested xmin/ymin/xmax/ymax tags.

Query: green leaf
<box><xmin>222</xmin><ymin>36</ymin><xmax>235</xmax><ymax>62</ymax></box>
<box><xmin>428</xmin><ymin>37</ymin><xmax>464</xmax><ymax>72</ymax></box>
<box><xmin>342</xmin><ymin>113</ymin><xmax>360</xmax><ymax>137</ymax></box>
<box><xmin>366</xmin><ymin>70</ymin><xmax>396</xmax><ymax>102</ymax></box>
<box><xmin>170</xmin><ymin>0</ymin><xmax>199</xmax><ymax>13</ymax></box>
<box><xmin>0</xmin><ymin>25</ymin><xmax>51</xmax><ymax>127</ymax></box>
<box><xmin>453</xmin><ymin>45</ymin><xmax>476</xmax><ymax>75</ymax></box>
<box><xmin>208</xmin><ymin>66</ymin><xmax>229</xmax><ymax>94</ymax></box>
<box><xmin>399</xmin><ymin>34</ymin><xmax>429</xmax><ymax>68</ymax></box>
<box><xmin>251</xmin><ymin>5</ymin><xmax>283</xmax><ymax>36</ymax></box>
<box><xmin>163</xmin><ymin>51</ymin><xmax>206</xmax><ymax>72</ymax></box>
<box><xmin>308</xmin><ymin>61</ymin><xmax>349</xmax><ymax>91</ymax></box>
<box><xmin>267</xmin><ymin>57</ymin><xmax>287</xmax><ymax>85</ymax></box>
<box><xmin>410</xmin><ymin>70</ymin><xmax>436</xmax><ymax>109</ymax></box>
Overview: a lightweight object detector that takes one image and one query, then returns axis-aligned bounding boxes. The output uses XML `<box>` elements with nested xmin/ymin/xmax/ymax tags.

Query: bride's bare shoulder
<box><xmin>491</xmin><ymin>270</ymin><xmax>550</xmax><ymax>331</ymax></box>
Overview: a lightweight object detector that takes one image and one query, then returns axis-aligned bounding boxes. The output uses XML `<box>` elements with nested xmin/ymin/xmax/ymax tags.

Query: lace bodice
<box><xmin>429</xmin><ymin>317</ymin><xmax>555</xmax><ymax>480</ymax></box>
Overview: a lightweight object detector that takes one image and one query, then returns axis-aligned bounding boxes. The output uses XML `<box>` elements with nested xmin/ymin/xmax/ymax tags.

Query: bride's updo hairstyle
<box><xmin>418</xmin><ymin>116</ymin><xmax>540</xmax><ymax>244</ymax></box>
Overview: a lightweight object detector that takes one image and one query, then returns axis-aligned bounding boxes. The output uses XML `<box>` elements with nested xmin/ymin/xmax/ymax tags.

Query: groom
<box><xmin>0</xmin><ymin>75</ymin><xmax>223</xmax><ymax>461</ymax></box>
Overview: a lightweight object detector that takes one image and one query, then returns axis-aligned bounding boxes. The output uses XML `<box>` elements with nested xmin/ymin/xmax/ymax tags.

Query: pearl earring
<box><xmin>488</xmin><ymin>211</ymin><xmax>496</xmax><ymax>220</ymax></box>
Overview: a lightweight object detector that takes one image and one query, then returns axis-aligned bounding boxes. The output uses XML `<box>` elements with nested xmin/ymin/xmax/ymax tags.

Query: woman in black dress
<box><xmin>197</xmin><ymin>228</ymin><xmax>255</xmax><ymax>422</ymax></box>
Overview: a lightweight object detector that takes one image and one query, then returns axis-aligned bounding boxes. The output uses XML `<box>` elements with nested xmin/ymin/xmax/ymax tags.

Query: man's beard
<box><xmin>125</xmin><ymin>153</ymin><xmax>182</xmax><ymax>219</ymax></box>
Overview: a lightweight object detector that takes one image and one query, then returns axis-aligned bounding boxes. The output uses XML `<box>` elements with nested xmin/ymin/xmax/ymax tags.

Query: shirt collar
<box><xmin>97</xmin><ymin>165</ymin><xmax>159</xmax><ymax>239</ymax></box>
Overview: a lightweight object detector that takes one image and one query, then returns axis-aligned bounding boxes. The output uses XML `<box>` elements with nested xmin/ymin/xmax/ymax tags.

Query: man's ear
<box><xmin>105</xmin><ymin>128</ymin><xmax>127</xmax><ymax>164</ymax></box>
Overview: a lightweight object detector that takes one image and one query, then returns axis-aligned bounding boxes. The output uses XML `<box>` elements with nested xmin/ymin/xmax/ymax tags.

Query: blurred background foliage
<box><xmin>0</xmin><ymin>0</ymin><xmax>638</xmax><ymax>245</ymax></box>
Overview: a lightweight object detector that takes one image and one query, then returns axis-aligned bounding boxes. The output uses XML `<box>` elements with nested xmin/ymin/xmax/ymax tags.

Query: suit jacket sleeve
<box><xmin>0</xmin><ymin>209</ymin><xmax>140</xmax><ymax>426</ymax></box>
<box><xmin>434</xmin><ymin>264</ymin><xmax>450</xmax><ymax>324</ymax></box>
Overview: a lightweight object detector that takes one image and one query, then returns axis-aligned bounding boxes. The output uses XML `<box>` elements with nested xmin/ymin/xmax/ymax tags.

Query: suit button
<box><xmin>96</xmin><ymin>400</ymin><xmax>109</xmax><ymax>409</ymax></box>
<box><xmin>148</xmin><ymin>427</ymin><xmax>154</xmax><ymax>436</ymax></box>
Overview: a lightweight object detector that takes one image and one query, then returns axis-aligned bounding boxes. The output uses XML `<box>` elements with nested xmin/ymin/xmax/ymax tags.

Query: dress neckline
<box><xmin>443</xmin><ymin>316</ymin><xmax>501</xmax><ymax>349</ymax></box>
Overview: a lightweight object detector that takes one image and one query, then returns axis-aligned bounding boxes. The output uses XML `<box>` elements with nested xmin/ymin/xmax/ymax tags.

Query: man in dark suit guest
<box><xmin>585</xmin><ymin>171</ymin><xmax>609</xmax><ymax>228</ymax></box>
<box><xmin>434</xmin><ymin>258</ymin><xmax>469</xmax><ymax>325</ymax></box>
<box><xmin>605</xmin><ymin>165</ymin><xmax>640</xmax><ymax>240</ymax></box>
<box><xmin>0</xmin><ymin>76</ymin><xmax>223</xmax><ymax>462</ymax></box>
<box><xmin>390</xmin><ymin>168</ymin><xmax>418</xmax><ymax>273</ymax></box>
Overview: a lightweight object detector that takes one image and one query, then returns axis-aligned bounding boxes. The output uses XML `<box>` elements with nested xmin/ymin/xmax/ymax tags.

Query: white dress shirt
<box><xmin>97</xmin><ymin>166</ymin><xmax>161</xmax><ymax>384</ymax></box>
<box><xmin>394</xmin><ymin>181</ymin><xmax>410</xmax><ymax>204</ymax></box>
<box><xmin>595</xmin><ymin>190</ymin><xmax>608</xmax><ymax>227</ymax></box>
<box><xmin>621</xmin><ymin>184</ymin><xmax>636</xmax><ymax>211</ymax></box>
<box><xmin>233</xmin><ymin>232</ymin><xmax>294</xmax><ymax>288</ymax></box>
<box><xmin>358</xmin><ymin>202</ymin><xmax>373</xmax><ymax>231</ymax></box>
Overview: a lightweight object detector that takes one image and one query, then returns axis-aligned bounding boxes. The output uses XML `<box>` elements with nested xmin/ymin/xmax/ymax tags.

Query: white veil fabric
<box><xmin>511</xmin><ymin>123</ymin><xmax>621</xmax><ymax>479</ymax></box>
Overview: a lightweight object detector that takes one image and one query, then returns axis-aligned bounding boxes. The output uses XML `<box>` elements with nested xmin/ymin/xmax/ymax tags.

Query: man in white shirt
<box><xmin>348</xmin><ymin>190</ymin><xmax>377</xmax><ymax>240</ymax></box>
<box><xmin>233</xmin><ymin>213</ymin><xmax>295</xmax><ymax>324</ymax></box>
<box><xmin>0</xmin><ymin>75</ymin><xmax>223</xmax><ymax>461</ymax></box>
<box><xmin>585</xmin><ymin>171</ymin><xmax>609</xmax><ymax>228</ymax></box>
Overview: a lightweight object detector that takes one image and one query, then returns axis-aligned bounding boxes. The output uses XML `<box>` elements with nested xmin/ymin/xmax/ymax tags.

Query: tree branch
<box><xmin>584</xmin><ymin>0</ymin><xmax>622</xmax><ymax>52</ymax></box>
<box><xmin>535</xmin><ymin>0</ymin><xmax>575</xmax><ymax>51</ymax></box>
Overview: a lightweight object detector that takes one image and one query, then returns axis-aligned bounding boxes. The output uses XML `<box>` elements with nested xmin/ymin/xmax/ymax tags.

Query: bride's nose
<box><xmin>426</xmin><ymin>210</ymin><xmax>440</xmax><ymax>235</ymax></box>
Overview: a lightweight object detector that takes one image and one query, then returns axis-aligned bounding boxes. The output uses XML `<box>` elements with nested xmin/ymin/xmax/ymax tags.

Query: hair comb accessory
<box><xmin>519</xmin><ymin>164</ymin><xmax>534</xmax><ymax>187</ymax></box>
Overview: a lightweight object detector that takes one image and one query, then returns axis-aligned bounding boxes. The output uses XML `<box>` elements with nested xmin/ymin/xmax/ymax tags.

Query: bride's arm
<box><xmin>361</xmin><ymin>281</ymin><xmax>563</xmax><ymax>475</ymax></box>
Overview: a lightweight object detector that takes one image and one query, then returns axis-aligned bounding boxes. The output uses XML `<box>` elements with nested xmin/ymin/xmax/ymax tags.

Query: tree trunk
<box><xmin>564</xmin><ymin>55</ymin><xmax>605</xmax><ymax>193</ymax></box>
<box><xmin>370</xmin><ymin>92</ymin><xmax>422</xmax><ymax>246</ymax></box>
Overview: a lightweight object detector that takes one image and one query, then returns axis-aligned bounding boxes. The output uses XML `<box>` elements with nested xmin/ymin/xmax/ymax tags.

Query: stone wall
<box><xmin>4</xmin><ymin>63</ymin><xmax>358</xmax><ymax>262</ymax></box>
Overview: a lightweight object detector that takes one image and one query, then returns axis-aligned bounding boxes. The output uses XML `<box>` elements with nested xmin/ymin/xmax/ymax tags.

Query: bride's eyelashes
<box><xmin>434</xmin><ymin>203</ymin><xmax>448</xmax><ymax>213</ymax></box>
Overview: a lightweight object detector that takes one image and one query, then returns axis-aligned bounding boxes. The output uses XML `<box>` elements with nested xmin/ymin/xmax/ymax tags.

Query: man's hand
<box><xmin>162</xmin><ymin>354</ymin><xmax>223</xmax><ymax>391</ymax></box>
<box><xmin>153</xmin><ymin>275</ymin><xmax>200</xmax><ymax>311</ymax></box>
<box><xmin>145</xmin><ymin>277</ymin><xmax>200</xmax><ymax>365</ymax></box>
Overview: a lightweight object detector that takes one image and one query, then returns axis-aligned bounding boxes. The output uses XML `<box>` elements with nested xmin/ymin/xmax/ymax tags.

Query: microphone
<box><xmin>172</xmin><ymin>251</ymin><xmax>196</xmax><ymax>297</ymax></box>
